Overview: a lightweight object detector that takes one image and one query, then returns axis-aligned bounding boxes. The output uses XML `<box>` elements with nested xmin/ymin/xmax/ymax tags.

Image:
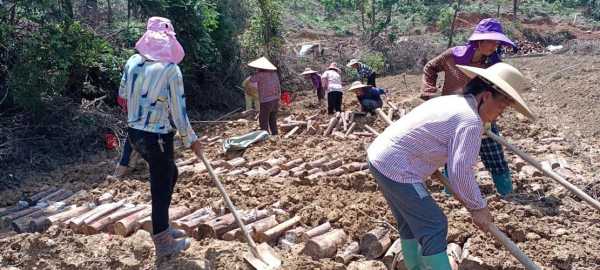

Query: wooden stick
<box><xmin>485</xmin><ymin>130</ymin><xmax>600</xmax><ymax>211</ymax></box>
<box><xmin>248</xmin><ymin>158</ymin><xmax>268</xmax><ymax>168</ymax></box>
<box><xmin>113</xmin><ymin>206</ymin><xmax>152</xmax><ymax>236</ymax></box>
<box><xmin>438</xmin><ymin>172</ymin><xmax>541</xmax><ymax>270</ymax></box>
<box><xmin>226</xmin><ymin>157</ymin><xmax>246</xmax><ymax>168</ymax></box>
<box><xmin>363</xmin><ymin>124</ymin><xmax>380</xmax><ymax>136</ymax></box>
<box><xmin>341</xmin><ymin>162</ymin><xmax>368</xmax><ymax>173</ymax></box>
<box><xmin>326</xmin><ymin>168</ymin><xmax>345</xmax><ymax>176</ymax></box>
<box><xmin>304</xmin><ymin>229</ymin><xmax>347</xmax><ymax>259</ymax></box>
<box><xmin>82</xmin><ymin>201</ymin><xmax>124</xmax><ymax>226</ymax></box>
<box><xmin>27</xmin><ymin>188</ymin><xmax>59</xmax><ymax>204</ymax></box>
<box><xmin>382</xmin><ymin>238</ymin><xmax>403</xmax><ymax>269</ymax></box>
<box><xmin>387</xmin><ymin>107</ymin><xmax>395</xmax><ymax>120</ymax></box>
<box><xmin>335</xmin><ymin>241</ymin><xmax>360</xmax><ymax>264</ymax></box>
<box><xmin>360</xmin><ymin>226</ymin><xmax>391</xmax><ymax>259</ymax></box>
<box><xmin>284</xmin><ymin>126</ymin><xmax>300</xmax><ymax>139</ymax></box>
<box><xmin>324</xmin><ymin>159</ymin><xmax>343</xmax><ymax>170</ymax></box>
<box><xmin>301</xmin><ymin>221</ymin><xmax>331</xmax><ymax>241</ymax></box>
<box><xmin>256</xmin><ymin>216</ymin><xmax>301</xmax><ymax>243</ymax></box>
<box><xmin>307</xmin><ymin>157</ymin><xmax>328</xmax><ymax>169</ymax></box>
<box><xmin>307</xmin><ymin>167</ymin><xmax>323</xmax><ymax>175</ymax></box>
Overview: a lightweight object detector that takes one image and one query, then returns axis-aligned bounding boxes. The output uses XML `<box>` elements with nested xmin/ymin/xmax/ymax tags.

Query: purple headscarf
<box><xmin>452</xmin><ymin>18</ymin><xmax>516</xmax><ymax>65</ymax></box>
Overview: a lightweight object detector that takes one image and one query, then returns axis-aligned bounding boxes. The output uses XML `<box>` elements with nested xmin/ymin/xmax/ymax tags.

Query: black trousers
<box><xmin>127</xmin><ymin>128</ymin><xmax>178</xmax><ymax>235</ymax></box>
<box><xmin>327</xmin><ymin>91</ymin><xmax>343</xmax><ymax>114</ymax></box>
<box><xmin>259</xmin><ymin>100</ymin><xmax>279</xmax><ymax>135</ymax></box>
<box><xmin>367</xmin><ymin>73</ymin><xmax>377</xmax><ymax>87</ymax></box>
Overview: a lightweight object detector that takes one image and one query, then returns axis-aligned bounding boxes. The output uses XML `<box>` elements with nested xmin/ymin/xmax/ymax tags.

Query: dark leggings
<box><xmin>327</xmin><ymin>91</ymin><xmax>343</xmax><ymax>114</ymax></box>
<box><xmin>259</xmin><ymin>100</ymin><xmax>279</xmax><ymax>135</ymax></box>
<box><xmin>118</xmin><ymin>138</ymin><xmax>133</xmax><ymax>166</ymax></box>
<box><xmin>127</xmin><ymin>128</ymin><xmax>178</xmax><ymax>235</ymax></box>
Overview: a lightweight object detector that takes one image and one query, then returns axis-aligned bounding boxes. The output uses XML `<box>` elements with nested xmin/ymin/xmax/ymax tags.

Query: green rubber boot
<box><xmin>401</xmin><ymin>239</ymin><xmax>423</xmax><ymax>270</ymax></box>
<box><xmin>421</xmin><ymin>251</ymin><xmax>452</xmax><ymax>270</ymax></box>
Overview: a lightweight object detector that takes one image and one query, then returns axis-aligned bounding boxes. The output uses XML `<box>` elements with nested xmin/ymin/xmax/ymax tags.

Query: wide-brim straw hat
<box><xmin>248</xmin><ymin>57</ymin><xmax>277</xmax><ymax>70</ymax></box>
<box><xmin>347</xmin><ymin>81</ymin><xmax>370</xmax><ymax>93</ymax></box>
<box><xmin>327</xmin><ymin>62</ymin><xmax>341</xmax><ymax>73</ymax></box>
<box><xmin>301</xmin><ymin>67</ymin><xmax>318</xmax><ymax>75</ymax></box>
<box><xmin>457</xmin><ymin>63</ymin><xmax>534</xmax><ymax>119</ymax></box>
<box><xmin>346</xmin><ymin>59</ymin><xmax>360</xmax><ymax>67</ymax></box>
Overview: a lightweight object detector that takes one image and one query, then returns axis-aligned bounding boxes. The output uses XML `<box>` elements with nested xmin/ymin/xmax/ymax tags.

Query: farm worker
<box><xmin>347</xmin><ymin>58</ymin><xmax>377</xmax><ymax>86</ymax></box>
<box><xmin>420</xmin><ymin>18</ymin><xmax>518</xmax><ymax>196</ymax></box>
<box><xmin>242</xmin><ymin>76</ymin><xmax>260</xmax><ymax>111</ymax></box>
<box><xmin>301</xmin><ymin>67</ymin><xmax>324</xmax><ymax>105</ymax></box>
<box><xmin>346</xmin><ymin>81</ymin><xmax>386</xmax><ymax>114</ymax></box>
<box><xmin>248</xmin><ymin>57</ymin><xmax>281</xmax><ymax>135</ymax></box>
<box><xmin>119</xmin><ymin>16</ymin><xmax>203</xmax><ymax>257</ymax></box>
<box><xmin>368</xmin><ymin>63</ymin><xmax>534</xmax><ymax>269</ymax></box>
<box><xmin>321</xmin><ymin>62</ymin><xmax>343</xmax><ymax>114</ymax></box>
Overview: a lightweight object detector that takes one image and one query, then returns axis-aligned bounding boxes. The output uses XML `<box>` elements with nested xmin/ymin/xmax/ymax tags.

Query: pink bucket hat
<box><xmin>135</xmin><ymin>17</ymin><xmax>185</xmax><ymax>64</ymax></box>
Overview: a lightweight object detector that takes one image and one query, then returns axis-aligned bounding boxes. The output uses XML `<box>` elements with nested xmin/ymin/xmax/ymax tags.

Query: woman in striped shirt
<box><xmin>118</xmin><ymin>17</ymin><xmax>202</xmax><ymax>257</ymax></box>
<box><xmin>368</xmin><ymin>63</ymin><xmax>534</xmax><ymax>269</ymax></box>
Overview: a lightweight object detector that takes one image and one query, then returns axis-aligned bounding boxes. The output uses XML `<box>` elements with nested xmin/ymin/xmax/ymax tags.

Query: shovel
<box><xmin>197</xmin><ymin>151</ymin><xmax>281</xmax><ymax>270</ymax></box>
<box><xmin>484</xmin><ymin>129</ymin><xmax>600</xmax><ymax>211</ymax></box>
<box><xmin>436</xmin><ymin>171</ymin><xmax>541</xmax><ymax>270</ymax></box>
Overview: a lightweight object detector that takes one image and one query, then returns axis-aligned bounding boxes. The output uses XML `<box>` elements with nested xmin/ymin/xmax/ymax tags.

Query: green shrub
<box><xmin>361</xmin><ymin>52</ymin><xmax>385</xmax><ymax>74</ymax></box>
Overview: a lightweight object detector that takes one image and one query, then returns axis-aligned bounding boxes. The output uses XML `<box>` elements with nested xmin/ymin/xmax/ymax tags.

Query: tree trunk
<box><xmin>447</xmin><ymin>0</ymin><xmax>463</xmax><ymax>48</ymax></box>
<box><xmin>513</xmin><ymin>0</ymin><xmax>518</xmax><ymax>22</ymax></box>
<box><xmin>107</xmin><ymin>0</ymin><xmax>113</xmax><ymax>27</ymax></box>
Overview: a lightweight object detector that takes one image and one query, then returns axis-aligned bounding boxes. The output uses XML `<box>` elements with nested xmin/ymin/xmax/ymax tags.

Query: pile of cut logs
<box><xmin>177</xmin><ymin>154</ymin><xmax>370</xmax><ymax>184</ymax></box>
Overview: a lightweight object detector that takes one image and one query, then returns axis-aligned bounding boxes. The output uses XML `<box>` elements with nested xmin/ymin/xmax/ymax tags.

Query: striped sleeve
<box><xmin>167</xmin><ymin>66</ymin><xmax>198</xmax><ymax>148</ymax></box>
<box><xmin>447</xmin><ymin>122</ymin><xmax>486</xmax><ymax>210</ymax></box>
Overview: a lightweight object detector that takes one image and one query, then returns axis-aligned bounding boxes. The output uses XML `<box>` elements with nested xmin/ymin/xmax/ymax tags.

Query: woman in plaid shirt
<box><xmin>420</xmin><ymin>18</ymin><xmax>517</xmax><ymax>196</ymax></box>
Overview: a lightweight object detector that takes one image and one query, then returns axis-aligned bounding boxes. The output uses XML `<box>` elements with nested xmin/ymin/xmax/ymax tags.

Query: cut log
<box><xmin>1</xmin><ymin>207</ymin><xmax>38</xmax><ymax>229</ymax></box>
<box><xmin>354</xmin><ymin>131</ymin><xmax>374</xmax><ymax>137</ymax></box>
<box><xmin>342</xmin><ymin>112</ymin><xmax>348</xmax><ymax>131</ymax></box>
<box><xmin>345</xmin><ymin>122</ymin><xmax>356</xmax><ymax>137</ymax></box>
<box><xmin>256</xmin><ymin>216</ymin><xmax>301</xmax><ymax>243</ymax></box>
<box><xmin>96</xmin><ymin>192</ymin><xmax>114</xmax><ymax>205</ymax></box>
<box><xmin>360</xmin><ymin>227</ymin><xmax>391</xmax><ymax>259</ymax></box>
<box><xmin>176</xmin><ymin>157</ymin><xmax>197</xmax><ymax>167</ymax></box>
<box><xmin>307</xmin><ymin>167</ymin><xmax>323</xmax><ymax>175</ymax></box>
<box><xmin>304</xmin><ymin>229</ymin><xmax>348</xmax><ymax>259</ymax></box>
<box><xmin>375</xmin><ymin>108</ymin><xmax>393</xmax><ymax>126</ymax></box>
<box><xmin>282</xmin><ymin>158</ymin><xmax>304</xmax><ymax>170</ymax></box>
<box><xmin>382</xmin><ymin>238</ymin><xmax>403</xmax><ymax>269</ymax></box>
<box><xmin>306</xmin><ymin>172</ymin><xmax>326</xmax><ymax>182</ymax></box>
<box><xmin>197</xmin><ymin>209</ymin><xmax>268</xmax><ymax>239</ymax></box>
<box><xmin>82</xmin><ymin>201</ymin><xmax>125</xmax><ymax>226</ymax></box>
<box><xmin>332</xmin><ymin>131</ymin><xmax>346</xmax><ymax>140</ymax></box>
<box><xmin>247</xmin><ymin>158</ymin><xmax>268</xmax><ymax>168</ymax></box>
<box><xmin>301</xmin><ymin>221</ymin><xmax>331</xmax><ymax>241</ymax></box>
<box><xmin>227</xmin><ymin>168</ymin><xmax>248</xmax><ymax>176</ymax></box>
<box><xmin>265</xmin><ymin>157</ymin><xmax>287</xmax><ymax>167</ymax></box>
<box><xmin>11</xmin><ymin>208</ymin><xmax>45</xmax><ymax>233</ymax></box>
<box><xmin>225</xmin><ymin>157</ymin><xmax>246</xmax><ymax>168</ymax></box>
<box><xmin>335</xmin><ymin>241</ymin><xmax>360</xmax><ymax>264</ymax></box>
<box><xmin>223</xmin><ymin>215</ymin><xmax>279</xmax><ymax>241</ymax></box>
<box><xmin>29</xmin><ymin>205</ymin><xmax>74</xmax><ymax>232</ymax></box>
<box><xmin>307</xmin><ymin>157</ymin><xmax>328</xmax><ymax>169</ymax></box>
<box><xmin>326</xmin><ymin>168</ymin><xmax>346</xmax><ymax>176</ymax></box>
<box><xmin>113</xmin><ymin>206</ymin><xmax>152</xmax><ymax>236</ymax></box>
<box><xmin>210</xmin><ymin>159</ymin><xmax>228</xmax><ymax>168</ymax></box>
<box><xmin>280</xmin><ymin>123</ymin><xmax>304</xmax><ymax>132</ymax></box>
<box><xmin>207</xmin><ymin>136</ymin><xmax>221</xmax><ymax>143</ymax></box>
<box><xmin>86</xmin><ymin>204</ymin><xmax>146</xmax><ymax>234</ymax></box>
<box><xmin>60</xmin><ymin>190</ymin><xmax>90</xmax><ymax>205</ymax></box>
<box><xmin>284</xmin><ymin>126</ymin><xmax>300</xmax><ymax>139</ymax></box>
<box><xmin>324</xmin><ymin>159</ymin><xmax>343</xmax><ymax>170</ymax></box>
<box><xmin>364</xmin><ymin>124</ymin><xmax>380</xmax><ymax>136</ymax></box>
<box><xmin>290</xmin><ymin>163</ymin><xmax>307</xmax><ymax>173</ymax></box>
<box><xmin>46</xmin><ymin>204</ymin><xmax>93</xmax><ymax>227</ymax></box>
<box><xmin>291</xmin><ymin>170</ymin><xmax>308</xmax><ymax>178</ymax></box>
<box><xmin>447</xmin><ymin>242</ymin><xmax>462</xmax><ymax>269</ymax></box>
<box><xmin>266</xmin><ymin>166</ymin><xmax>281</xmax><ymax>176</ymax></box>
<box><xmin>342</xmin><ymin>162</ymin><xmax>369</xmax><ymax>173</ymax></box>
<box><xmin>140</xmin><ymin>206</ymin><xmax>192</xmax><ymax>233</ymax></box>
<box><xmin>387</xmin><ymin>107</ymin><xmax>395</xmax><ymax>120</ymax></box>
<box><xmin>38</xmin><ymin>189</ymin><xmax>73</xmax><ymax>204</ymax></box>
<box><xmin>0</xmin><ymin>205</ymin><xmax>25</xmax><ymax>218</ymax></box>
<box><xmin>27</xmin><ymin>188</ymin><xmax>59</xmax><ymax>204</ymax></box>
<box><xmin>173</xmin><ymin>207</ymin><xmax>216</xmax><ymax>236</ymax></box>
<box><xmin>324</xmin><ymin>112</ymin><xmax>341</xmax><ymax>136</ymax></box>
<box><xmin>282</xmin><ymin>226</ymin><xmax>306</xmax><ymax>244</ymax></box>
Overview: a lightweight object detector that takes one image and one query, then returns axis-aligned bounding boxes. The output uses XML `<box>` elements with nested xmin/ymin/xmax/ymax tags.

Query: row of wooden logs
<box><xmin>177</xmin><ymin>153</ymin><xmax>370</xmax><ymax>183</ymax></box>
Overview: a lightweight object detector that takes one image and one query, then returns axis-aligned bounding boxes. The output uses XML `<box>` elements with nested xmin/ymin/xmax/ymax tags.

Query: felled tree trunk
<box><xmin>304</xmin><ymin>229</ymin><xmax>347</xmax><ymax>259</ymax></box>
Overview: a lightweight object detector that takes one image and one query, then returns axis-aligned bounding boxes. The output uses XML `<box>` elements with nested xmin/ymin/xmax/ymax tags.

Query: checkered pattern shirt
<box><xmin>480</xmin><ymin>122</ymin><xmax>509</xmax><ymax>174</ymax></box>
<box><xmin>356</xmin><ymin>63</ymin><xmax>374</xmax><ymax>80</ymax></box>
<box><xmin>367</xmin><ymin>94</ymin><xmax>486</xmax><ymax>210</ymax></box>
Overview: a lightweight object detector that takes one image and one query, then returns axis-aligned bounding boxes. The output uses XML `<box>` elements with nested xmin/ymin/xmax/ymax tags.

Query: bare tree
<box><xmin>447</xmin><ymin>0</ymin><xmax>462</xmax><ymax>48</ymax></box>
<box><xmin>513</xmin><ymin>0</ymin><xmax>518</xmax><ymax>22</ymax></box>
